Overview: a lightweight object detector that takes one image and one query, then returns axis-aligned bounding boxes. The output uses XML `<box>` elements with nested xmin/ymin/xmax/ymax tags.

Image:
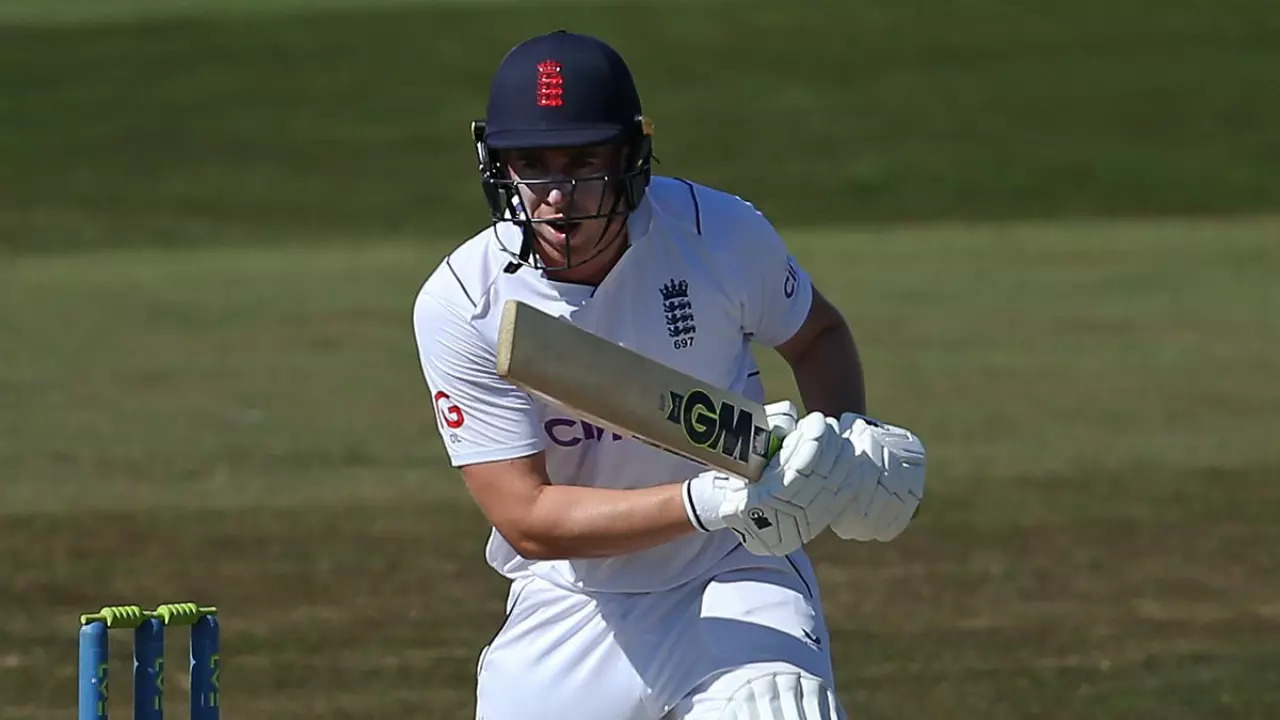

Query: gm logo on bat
<box><xmin>663</xmin><ymin>388</ymin><xmax>779</xmax><ymax>464</ymax></box>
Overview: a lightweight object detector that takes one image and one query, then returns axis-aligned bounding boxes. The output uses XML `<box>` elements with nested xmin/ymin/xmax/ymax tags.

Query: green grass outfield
<box><xmin>3</xmin><ymin>0</ymin><xmax>1279</xmax><ymax>253</ymax></box>
<box><xmin>3</xmin><ymin>216</ymin><xmax>1279</xmax><ymax>718</ymax></box>
<box><xmin>0</xmin><ymin>0</ymin><xmax>673</xmax><ymax>25</ymax></box>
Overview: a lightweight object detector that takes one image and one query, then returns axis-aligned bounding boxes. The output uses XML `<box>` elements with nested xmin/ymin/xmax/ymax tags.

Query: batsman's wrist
<box><xmin>682</xmin><ymin>476</ymin><xmax>727</xmax><ymax>533</ymax></box>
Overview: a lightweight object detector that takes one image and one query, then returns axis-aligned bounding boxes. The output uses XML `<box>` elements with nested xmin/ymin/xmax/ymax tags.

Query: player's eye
<box><xmin>508</xmin><ymin>155</ymin><xmax>546</xmax><ymax>176</ymax></box>
<box><xmin>518</xmin><ymin>160</ymin><xmax>544</xmax><ymax>175</ymax></box>
<box><xmin>568</xmin><ymin>150</ymin><xmax>611</xmax><ymax>174</ymax></box>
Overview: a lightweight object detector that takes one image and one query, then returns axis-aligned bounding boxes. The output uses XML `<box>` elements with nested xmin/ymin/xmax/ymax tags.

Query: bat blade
<box><xmin>496</xmin><ymin>299</ymin><xmax>782</xmax><ymax>481</ymax></box>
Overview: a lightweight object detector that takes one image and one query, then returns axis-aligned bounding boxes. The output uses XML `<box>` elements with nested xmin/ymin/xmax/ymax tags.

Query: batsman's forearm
<box><xmin>792</xmin><ymin>322</ymin><xmax>867</xmax><ymax>416</ymax></box>
<box><xmin>515</xmin><ymin>483</ymin><xmax>697</xmax><ymax>560</ymax></box>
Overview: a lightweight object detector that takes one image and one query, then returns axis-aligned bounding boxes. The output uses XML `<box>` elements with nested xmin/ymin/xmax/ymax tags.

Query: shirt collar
<box><xmin>625</xmin><ymin>190</ymin><xmax>654</xmax><ymax>242</ymax></box>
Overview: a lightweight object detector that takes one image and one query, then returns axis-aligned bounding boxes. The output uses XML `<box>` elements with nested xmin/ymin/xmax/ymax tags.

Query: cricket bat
<box><xmin>496</xmin><ymin>299</ymin><xmax>785</xmax><ymax>481</ymax></box>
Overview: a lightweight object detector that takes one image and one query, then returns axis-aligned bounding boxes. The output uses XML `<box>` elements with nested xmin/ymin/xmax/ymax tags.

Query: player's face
<box><xmin>504</xmin><ymin>144</ymin><xmax>625</xmax><ymax>264</ymax></box>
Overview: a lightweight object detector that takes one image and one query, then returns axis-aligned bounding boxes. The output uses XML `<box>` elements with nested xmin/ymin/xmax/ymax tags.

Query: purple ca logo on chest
<box><xmin>545</xmin><ymin>417</ymin><xmax>623</xmax><ymax>447</ymax></box>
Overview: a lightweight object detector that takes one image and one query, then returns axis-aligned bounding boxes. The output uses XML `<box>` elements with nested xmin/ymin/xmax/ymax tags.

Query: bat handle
<box><xmin>765</xmin><ymin>430</ymin><xmax>786</xmax><ymax>461</ymax></box>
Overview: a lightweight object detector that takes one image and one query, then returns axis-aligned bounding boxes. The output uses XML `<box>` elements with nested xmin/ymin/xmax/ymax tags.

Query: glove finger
<box><xmin>775</xmin><ymin>436</ymin><xmax>797</xmax><ymax>471</ymax></box>
<box><xmin>777</xmin><ymin>414</ymin><xmax>814</xmax><ymax>468</ymax></box>
<box><xmin>876</xmin><ymin>501</ymin><xmax>909</xmax><ymax>542</ymax></box>
<box><xmin>808</xmin><ymin>423</ymin><xmax>843</xmax><ymax>478</ymax></box>
<box><xmin>802</xmin><ymin>488</ymin><xmax>840</xmax><ymax>535</ymax></box>
<box><xmin>777</xmin><ymin>424</ymin><xmax>845</xmax><ymax>505</ymax></box>
<box><xmin>779</xmin><ymin>436</ymin><xmax>818</xmax><ymax>477</ymax></box>
<box><xmin>820</xmin><ymin>445</ymin><xmax>859</xmax><ymax>518</ymax></box>
<box><xmin>868</xmin><ymin>493</ymin><xmax>900</xmax><ymax>541</ymax></box>
<box><xmin>764</xmin><ymin>400</ymin><xmax>800</xmax><ymax>436</ymax></box>
<box><xmin>842</xmin><ymin>420</ymin><xmax>878</xmax><ymax>459</ymax></box>
<box><xmin>831</xmin><ymin>503</ymin><xmax>873</xmax><ymax>541</ymax></box>
<box><xmin>844</xmin><ymin>457</ymin><xmax>879</xmax><ymax>517</ymax></box>
<box><xmin>796</xmin><ymin>412</ymin><xmax>829</xmax><ymax>443</ymax></box>
<box><xmin>801</xmin><ymin>415</ymin><xmax>831</xmax><ymax>467</ymax></box>
<box><xmin>770</xmin><ymin>465</ymin><xmax>800</xmax><ymax>502</ymax></box>
<box><xmin>799</xmin><ymin>455</ymin><xmax>851</xmax><ymax>534</ymax></box>
<box><xmin>779</xmin><ymin>413</ymin><xmax>826</xmax><ymax>472</ymax></box>
<box><xmin>835</xmin><ymin>464</ymin><xmax>885</xmax><ymax>541</ymax></box>
<box><xmin>836</xmin><ymin>412</ymin><xmax>864</xmax><ymax>436</ymax></box>
<box><xmin>863</xmin><ymin>487</ymin><xmax>897</xmax><ymax>540</ymax></box>
<box><xmin>823</xmin><ymin>433</ymin><xmax>857</xmax><ymax>492</ymax></box>
<box><xmin>781</xmin><ymin>466</ymin><xmax>824</xmax><ymax>508</ymax></box>
<box><xmin>828</xmin><ymin>487</ymin><xmax>860</xmax><ymax>540</ymax></box>
<box><xmin>885</xmin><ymin>496</ymin><xmax>919</xmax><ymax>541</ymax></box>
<box><xmin>820</xmin><ymin>460</ymin><xmax>860</xmax><ymax>542</ymax></box>
<box><xmin>825</xmin><ymin>416</ymin><xmax>842</xmax><ymax>443</ymax></box>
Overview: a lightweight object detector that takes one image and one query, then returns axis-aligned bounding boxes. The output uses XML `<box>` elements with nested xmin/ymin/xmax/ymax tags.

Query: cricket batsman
<box><xmin>413</xmin><ymin>30</ymin><xmax>926</xmax><ymax>720</ymax></box>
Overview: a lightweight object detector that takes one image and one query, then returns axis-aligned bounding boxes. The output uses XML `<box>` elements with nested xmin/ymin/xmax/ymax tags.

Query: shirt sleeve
<box><xmin>412</xmin><ymin>291</ymin><xmax>544</xmax><ymax>467</ymax></box>
<box><xmin>735</xmin><ymin>201</ymin><xmax>814</xmax><ymax>347</ymax></box>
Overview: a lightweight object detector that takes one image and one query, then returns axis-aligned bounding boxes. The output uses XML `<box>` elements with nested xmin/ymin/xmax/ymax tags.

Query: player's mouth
<box><xmin>545</xmin><ymin>219</ymin><xmax>581</xmax><ymax>241</ymax></box>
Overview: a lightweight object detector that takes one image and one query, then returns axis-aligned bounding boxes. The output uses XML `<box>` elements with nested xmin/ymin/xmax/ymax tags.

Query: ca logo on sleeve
<box><xmin>783</xmin><ymin>259</ymin><xmax>799</xmax><ymax>299</ymax></box>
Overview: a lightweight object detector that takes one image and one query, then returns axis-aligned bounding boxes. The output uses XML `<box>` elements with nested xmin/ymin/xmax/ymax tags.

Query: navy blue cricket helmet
<box><xmin>471</xmin><ymin>31</ymin><xmax>655</xmax><ymax>269</ymax></box>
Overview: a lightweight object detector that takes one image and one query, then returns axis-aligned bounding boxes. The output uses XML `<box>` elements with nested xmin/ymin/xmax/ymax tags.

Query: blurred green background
<box><xmin>2</xmin><ymin>1</ymin><xmax>1279</xmax><ymax>718</ymax></box>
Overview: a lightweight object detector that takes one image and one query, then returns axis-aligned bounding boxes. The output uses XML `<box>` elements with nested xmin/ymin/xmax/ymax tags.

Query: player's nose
<box><xmin>545</xmin><ymin>184</ymin><xmax>569</xmax><ymax>209</ymax></box>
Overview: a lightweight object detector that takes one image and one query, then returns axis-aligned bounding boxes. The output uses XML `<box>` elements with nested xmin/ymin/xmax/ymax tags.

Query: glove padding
<box><xmin>828</xmin><ymin>415</ymin><xmax>926</xmax><ymax>542</ymax></box>
<box><xmin>683</xmin><ymin>401</ymin><xmax>864</xmax><ymax>556</ymax></box>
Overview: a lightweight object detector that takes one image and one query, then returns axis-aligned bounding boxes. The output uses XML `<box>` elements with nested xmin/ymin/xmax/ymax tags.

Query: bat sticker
<box><xmin>663</xmin><ymin>388</ymin><xmax>775</xmax><ymax>463</ymax></box>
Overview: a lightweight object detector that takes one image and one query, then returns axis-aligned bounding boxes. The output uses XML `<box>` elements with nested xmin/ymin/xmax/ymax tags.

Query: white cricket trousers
<box><xmin>473</xmin><ymin>549</ymin><xmax>837</xmax><ymax>719</ymax></box>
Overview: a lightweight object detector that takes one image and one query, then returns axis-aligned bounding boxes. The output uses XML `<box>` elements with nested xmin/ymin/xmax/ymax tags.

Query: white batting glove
<box><xmin>683</xmin><ymin>401</ymin><xmax>862</xmax><ymax>556</ymax></box>
<box><xmin>828</xmin><ymin>414</ymin><xmax>926</xmax><ymax>542</ymax></box>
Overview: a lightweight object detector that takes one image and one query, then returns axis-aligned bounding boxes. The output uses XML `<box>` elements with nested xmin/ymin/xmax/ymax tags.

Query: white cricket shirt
<box><xmin>412</xmin><ymin>176</ymin><xmax>814</xmax><ymax>594</ymax></box>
